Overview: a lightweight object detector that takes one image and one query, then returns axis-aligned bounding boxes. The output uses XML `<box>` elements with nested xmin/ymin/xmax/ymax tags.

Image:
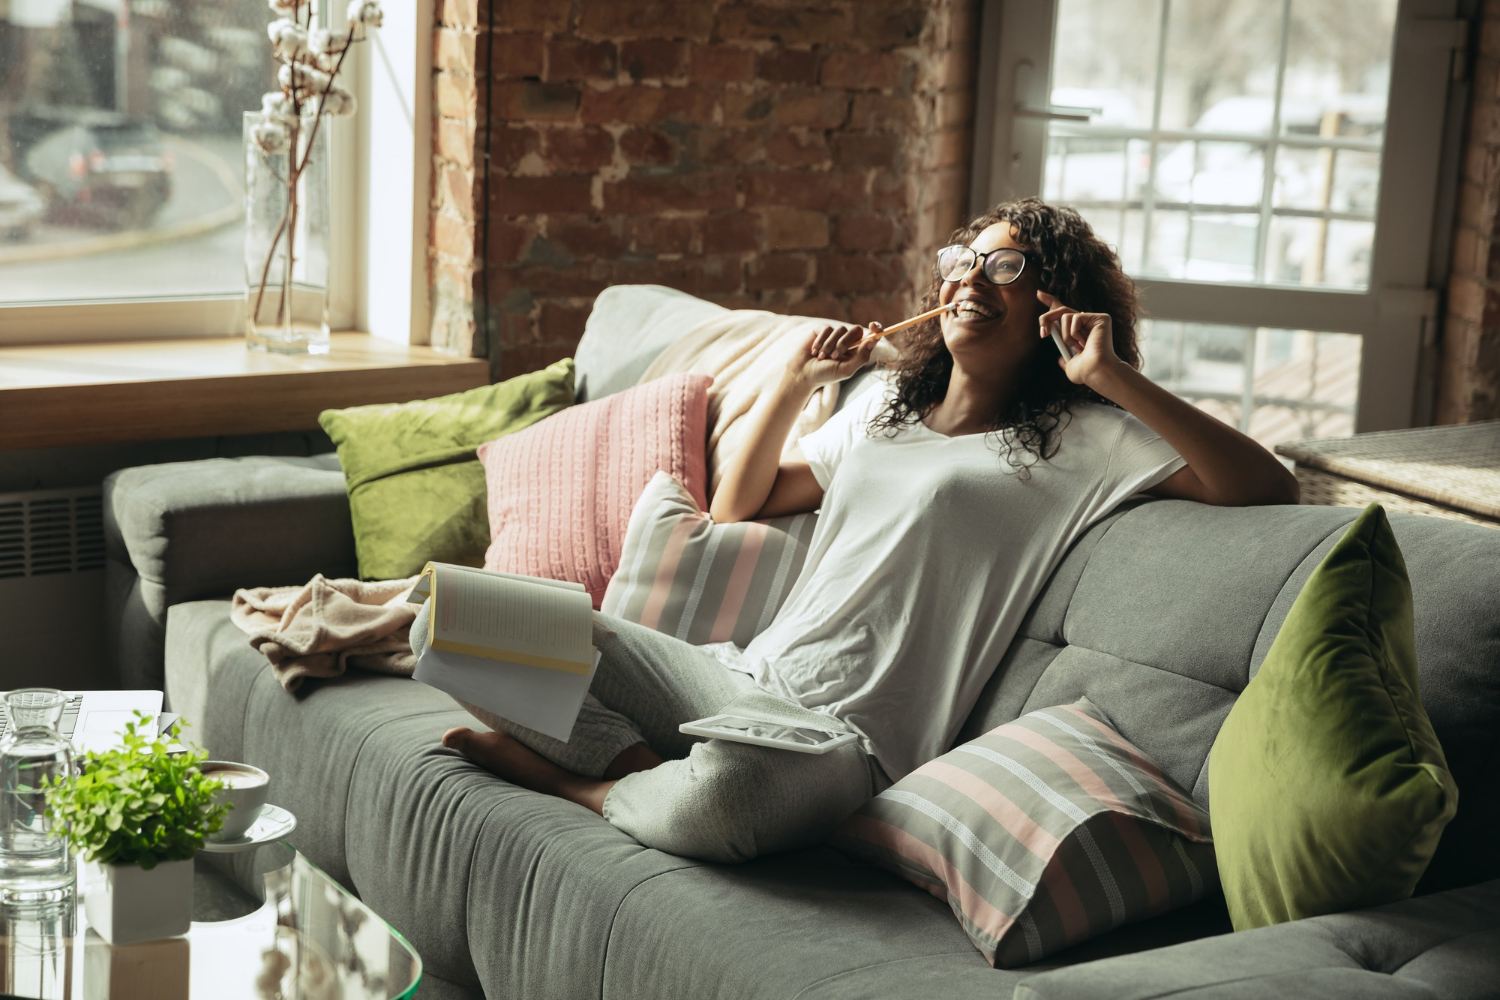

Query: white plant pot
<box><xmin>82</xmin><ymin>858</ymin><xmax>193</xmax><ymax>945</ymax></box>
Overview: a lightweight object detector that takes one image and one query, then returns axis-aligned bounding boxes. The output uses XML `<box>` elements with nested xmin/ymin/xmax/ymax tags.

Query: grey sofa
<box><xmin>105</xmin><ymin>287</ymin><xmax>1500</xmax><ymax>999</ymax></box>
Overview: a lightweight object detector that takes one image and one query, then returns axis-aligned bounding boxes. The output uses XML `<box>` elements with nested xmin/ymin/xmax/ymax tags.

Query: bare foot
<box><xmin>441</xmin><ymin>727</ymin><xmax>613</xmax><ymax>815</ymax></box>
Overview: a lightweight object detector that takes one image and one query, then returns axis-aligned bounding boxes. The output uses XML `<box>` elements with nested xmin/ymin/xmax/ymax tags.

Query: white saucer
<box><xmin>200</xmin><ymin>803</ymin><xmax>297</xmax><ymax>854</ymax></box>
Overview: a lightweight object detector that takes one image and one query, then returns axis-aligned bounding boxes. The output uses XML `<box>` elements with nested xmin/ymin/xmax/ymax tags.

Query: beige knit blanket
<box><xmin>231</xmin><ymin>575</ymin><xmax>418</xmax><ymax>692</ymax></box>
<box><xmin>639</xmin><ymin>309</ymin><xmax>899</xmax><ymax>496</ymax></box>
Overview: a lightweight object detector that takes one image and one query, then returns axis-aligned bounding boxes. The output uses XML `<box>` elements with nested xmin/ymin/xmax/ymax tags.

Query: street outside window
<box><xmin>0</xmin><ymin>0</ymin><xmax>274</xmax><ymax>305</ymax></box>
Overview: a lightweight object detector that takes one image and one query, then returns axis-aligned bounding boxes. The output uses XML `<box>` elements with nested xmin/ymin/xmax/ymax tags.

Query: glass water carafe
<box><xmin>0</xmin><ymin>689</ymin><xmax>74</xmax><ymax>901</ymax></box>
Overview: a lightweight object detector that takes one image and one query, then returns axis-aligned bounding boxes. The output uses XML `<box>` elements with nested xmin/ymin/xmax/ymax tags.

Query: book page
<box><xmin>439</xmin><ymin>562</ymin><xmax>585</xmax><ymax>593</ymax></box>
<box><xmin>406</xmin><ymin>561</ymin><xmax>584</xmax><ymax>603</ymax></box>
<box><xmin>414</xmin><ymin>648</ymin><xmax>600</xmax><ymax>743</ymax></box>
<box><xmin>430</xmin><ymin>563</ymin><xmax>593</xmax><ymax>671</ymax></box>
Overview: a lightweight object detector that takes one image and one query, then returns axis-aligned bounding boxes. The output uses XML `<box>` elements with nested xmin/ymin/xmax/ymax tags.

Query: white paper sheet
<box><xmin>413</xmin><ymin>643</ymin><xmax>599</xmax><ymax>743</ymax></box>
<box><xmin>408</xmin><ymin>582</ymin><xmax>597</xmax><ymax>743</ymax></box>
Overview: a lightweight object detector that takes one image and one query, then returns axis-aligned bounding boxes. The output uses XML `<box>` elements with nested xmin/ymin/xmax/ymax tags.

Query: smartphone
<box><xmin>1049</xmin><ymin>321</ymin><xmax>1075</xmax><ymax>360</ymax></box>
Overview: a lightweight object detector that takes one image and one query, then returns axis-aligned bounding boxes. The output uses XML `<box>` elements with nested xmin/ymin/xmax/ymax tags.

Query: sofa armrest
<box><xmin>104</xmin><ymin>454</ymin><xmax>355</xmax><ymax>689</ymax></box>
<box><xmin>1014</xmin><ymin>881</ymin><xmax>1500</xmax><ymax>1000</ymax></box>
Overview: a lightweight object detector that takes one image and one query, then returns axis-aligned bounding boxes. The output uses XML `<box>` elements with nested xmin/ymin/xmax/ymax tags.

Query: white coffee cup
<box><xmin>200</xmin><ymin>761</ymin><xmax>270</xmax><ymax>841</ymax></box>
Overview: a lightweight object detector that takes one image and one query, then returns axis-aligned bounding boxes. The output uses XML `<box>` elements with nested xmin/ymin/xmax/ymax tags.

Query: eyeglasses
<box><xmin>935</xmin><ymin>245</ymin><xmax>1029</xmax><ymax>285</ymax></box>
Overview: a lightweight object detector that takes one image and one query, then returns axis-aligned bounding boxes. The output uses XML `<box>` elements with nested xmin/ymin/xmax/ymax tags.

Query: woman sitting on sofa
<box><xmin>440</xmin><ymin>198</ymin><xmax>1298</xmax><ymax>863</ymax></box>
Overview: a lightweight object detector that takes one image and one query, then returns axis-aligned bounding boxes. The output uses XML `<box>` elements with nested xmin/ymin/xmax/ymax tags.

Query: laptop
<box><xmin>0</xmin><ymin>690</ymin><xmax>164</xmax><ymax>754</ymax></box>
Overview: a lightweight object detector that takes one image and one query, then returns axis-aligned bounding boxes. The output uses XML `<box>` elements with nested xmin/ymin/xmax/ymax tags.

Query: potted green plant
<box><xmin>44</xmin><ymin>714</ymin><xmax>227</xmax><ymax>945</ymax></box>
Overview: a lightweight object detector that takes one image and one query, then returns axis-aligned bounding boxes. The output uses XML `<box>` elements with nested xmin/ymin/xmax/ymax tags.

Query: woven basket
<box><xmin>1292</xmin><ymin>467</ymin><xmax>1496</xmax><ymax>528</ymax></box>
<box><xmin>1278</xmin><ymin>420</ymin><xmax>1500</xmax><ymax>530</ymax></box>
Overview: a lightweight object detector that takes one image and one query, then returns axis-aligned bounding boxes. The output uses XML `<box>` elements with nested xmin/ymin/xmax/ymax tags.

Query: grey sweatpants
<box><xmin>438</xmin><ymin>610</ymin><xmax>885</xmax><ymax>863</ymax></box>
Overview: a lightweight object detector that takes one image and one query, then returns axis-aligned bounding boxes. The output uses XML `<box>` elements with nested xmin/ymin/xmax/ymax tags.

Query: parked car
<box><xmin>0</xmin><ymin>165</ymin><xmax>45</xmax><ymax>242</ymax></box>
<box><xmin>17</xmin><ymin>109</ymin><xmax>173</xmax><ymax>230</ymax></box>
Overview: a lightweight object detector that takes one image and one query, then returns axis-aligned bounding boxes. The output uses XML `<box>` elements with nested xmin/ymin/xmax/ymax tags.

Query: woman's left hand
<box><xmin>1036</xmin><ymin>290</ymin><xmax>1123</xmax><ymax>388</ymax></box>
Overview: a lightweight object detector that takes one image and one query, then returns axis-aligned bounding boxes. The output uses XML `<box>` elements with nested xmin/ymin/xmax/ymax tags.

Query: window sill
<box><xmin>0</xmin><ymin>333</ymin><xmax>489</xmax><ymax>450</ymax></box>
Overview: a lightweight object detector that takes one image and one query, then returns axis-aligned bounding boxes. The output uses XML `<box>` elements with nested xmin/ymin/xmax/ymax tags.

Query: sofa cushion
<box><xmin>573</xmin><ymin>285</ymin><xmax>889</xmax><ymax>420</ymax></box>
<box><xmin>602</xmin><ymin>850</ymin><xmax>1016</xmax><ymax>1000</ymax></box>
<box><xmin>954</xmin><ymin>500</ymin><xmax>1500</xmax><ymax>897</ymax></box>
<box><xmin>957</xmin><ymin>502</ymin><xmax>1359</xmax><ymax>795</ymax></box>
<box><xmin>106</xmin><ymin>454</ymin><xmax>351</xmax><ymax>689</ymax></box>
<box><xmin>1349</xmin><ymin>513</ymin><xmax>1500</xmax><ymax>895</ymax></box>
<box><xmin>600</xmin><ymin>471</ymin><xmax>817</xmax><ymax>646</ymax></box>
<box><xmin>574</xmin><ymin>284</ymin><xmax>728</xmax><ymax>402</ymax></box>
<box><xmin>635</xmin><ymin>306</ymin><xmax>892</xmax><ymax>497</ymax></box>
<box><xmin>1013</xmin><ymin>879</ymin><xmax>1500</xmax><ymax>1000</ymax></box>
<box><xmin>318</xmin><ymin>358</ymin><xmax>575</xmax><ymax>580</ymax></box>
<box><xmin>834</xmin><ymin>698</ymin><xmax>1216</xmax><ymax>967</ymax></box>
<box><xmin>107</xmin><ymin>452</ymin><xmax>346</xmax><ymax>589</ymax></box>
<box><xmin>1211</xmin><ymin>504</ymin><xmax>1457</xmax><ymax>930</ymax></box>
<box><xmin>601</xmin><ymin>849</ymin><xmax>1232</xmax><ymax>1000</ymax></box>
<box><xmin>478</xmin><ymin>373</ymin><xmax>711</xmax><ymax>607</ymax></box>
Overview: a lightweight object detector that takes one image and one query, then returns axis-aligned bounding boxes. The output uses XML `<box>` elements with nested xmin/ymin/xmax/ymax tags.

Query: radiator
<box><xmin>0</xmin><ymin>487</ymin><xmax>110</xmax><ymax>690</ymax></box>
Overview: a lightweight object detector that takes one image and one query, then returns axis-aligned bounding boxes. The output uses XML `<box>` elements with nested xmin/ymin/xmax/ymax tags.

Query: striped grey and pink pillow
<box><xmin>832</xmin><ymin>699</ymin><xmax>1216</xmax><ymax>968</ymax></box>
<box><xmin>601</xmin><ymin>472</ymin><xmax>816</xmax><ymax>647</ymax></box>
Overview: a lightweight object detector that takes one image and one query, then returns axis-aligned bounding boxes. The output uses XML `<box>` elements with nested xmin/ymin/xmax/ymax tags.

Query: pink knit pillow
<box><xmin>477</xmin><ymin>373</ymin><xmax>711</xmax><ymax>607</ymax></box>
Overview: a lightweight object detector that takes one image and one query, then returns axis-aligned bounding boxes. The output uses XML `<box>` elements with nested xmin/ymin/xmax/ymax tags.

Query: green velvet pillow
<box><xmin>319</xmin><ymin>358</ymin><xmax>574</xmax><ymax>580</ymax></box>
<box><xmin>1209</xmin><ymin>503</ymin><xmax>1458</xmax><ymax>931</ymax></box>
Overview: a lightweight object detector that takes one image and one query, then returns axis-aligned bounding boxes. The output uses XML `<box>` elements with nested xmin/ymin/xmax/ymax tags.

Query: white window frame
<box><xmin>0</xmin><ymin>0</ymin><xmax>431</xmax><ymax>347</ymax></box>
<box><xmin>970</xmin><ymin>0</ymin><xmax>1466</xmax><ymax>433</ymax></box>
<box><xmin>351</xmin><ymin>0</ymin><xmax>432</xmax><ymax>345</ymax></box>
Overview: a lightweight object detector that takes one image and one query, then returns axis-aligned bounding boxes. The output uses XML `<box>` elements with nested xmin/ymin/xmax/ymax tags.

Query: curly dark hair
<box><xmin>869</xmin><ymin>198</ymin><xmax>1142</xmax><ymax>475</ymax></box>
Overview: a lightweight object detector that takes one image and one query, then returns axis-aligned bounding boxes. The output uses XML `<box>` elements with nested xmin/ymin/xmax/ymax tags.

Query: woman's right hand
<box><xmin>788</xmin><ymin>323</ymin><xmax>880</xmax><ymax>388</ymax></box>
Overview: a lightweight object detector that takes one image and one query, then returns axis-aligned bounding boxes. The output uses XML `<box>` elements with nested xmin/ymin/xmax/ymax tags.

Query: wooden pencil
<box><xmin>855</xmin><ymin>302</ymin><xmax>956</xmax><ymax>347</ymax></box>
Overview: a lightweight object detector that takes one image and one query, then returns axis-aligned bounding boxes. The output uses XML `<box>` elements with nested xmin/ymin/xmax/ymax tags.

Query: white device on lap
<box><xmin>679</xmin><ymin>714</ymin><xmax>858</xmax><ymax>755</ymax></box>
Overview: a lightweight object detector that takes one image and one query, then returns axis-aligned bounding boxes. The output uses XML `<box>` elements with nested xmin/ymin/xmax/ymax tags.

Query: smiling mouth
<box><xmin>952</xmin><ymin>299</ymin><xmax>1000</xmax><ymax>321</ymax></box>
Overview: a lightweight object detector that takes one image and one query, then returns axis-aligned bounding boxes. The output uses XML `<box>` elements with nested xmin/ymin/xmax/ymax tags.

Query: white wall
<box><xmin>350</xmin><ymin>0</ymin><xmax>433</xmax><ymax>344</ymax></box>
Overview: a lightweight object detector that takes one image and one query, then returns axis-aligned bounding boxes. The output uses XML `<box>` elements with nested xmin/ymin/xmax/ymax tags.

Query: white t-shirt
<box><xmin>712</xmin><ymin>379</ymin><xmax>1186</xmax><ymax>780</ymax></box>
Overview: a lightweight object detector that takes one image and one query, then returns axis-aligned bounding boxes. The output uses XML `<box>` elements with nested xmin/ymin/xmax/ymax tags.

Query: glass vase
<box><xmin>243</xmin><ymin>110</ymin><xmax>331</xmax><ymax>355</ymax></box>
<box><xmin>0</xmin><ymin>689</ymin><xmax>74</xmax><ymax>903</ymax></box>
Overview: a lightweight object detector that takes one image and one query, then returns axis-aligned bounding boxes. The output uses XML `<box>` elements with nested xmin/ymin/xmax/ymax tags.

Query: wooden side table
<box><xmin>1274</xmin><ymin>420</ymin><xmax>1500</xmax><ymax>529</ymax></box>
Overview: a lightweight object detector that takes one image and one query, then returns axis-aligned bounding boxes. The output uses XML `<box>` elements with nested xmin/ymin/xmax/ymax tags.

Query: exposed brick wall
<box><xmin>429</xmin><ymin>0</ymin><xmax>979</xmax><ymax>379</ymax></box>
<box><xmin>1438</xmin><ymin>2</ymin><xmax>1500</xmax><ymax>423</ymax></box>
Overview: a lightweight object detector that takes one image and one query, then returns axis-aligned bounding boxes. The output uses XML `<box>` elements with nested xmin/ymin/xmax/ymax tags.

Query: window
<box><xmin>0</xmin><ymin>0</ymin><xmax>418</xmax><ymax>344</ymax></box>
<box><xmin>1044</xmin><ymin>0</ymin><xmax>1394</xmax><ymax>291</ymax></box>
<box><xmin>972</xmin><ymin>0</ymin><xmax>1464</xmax><ymax>443</ymax></box>
<box><xmin>1143</xmin><ymin>321</ymin><xmax>1361</xmax><ymax>441</ymax></box>
<box><xmin>0</xmin><ymin>2</ymin><xmax>273</xmax><ymax>320</ymax></box>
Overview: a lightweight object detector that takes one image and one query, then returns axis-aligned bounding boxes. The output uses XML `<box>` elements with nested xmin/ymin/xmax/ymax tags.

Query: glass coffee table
<box><xmin>0</xmin><ymin>841</ymin><xmax>421</xmax><ymax>999</ymax></box>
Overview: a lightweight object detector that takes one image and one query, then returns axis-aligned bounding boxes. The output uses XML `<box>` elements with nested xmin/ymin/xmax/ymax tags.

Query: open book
<box><xmin>407</xmin><ymin>562</ymin><xmax>599</xmax><ymax>742</ymax></box>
